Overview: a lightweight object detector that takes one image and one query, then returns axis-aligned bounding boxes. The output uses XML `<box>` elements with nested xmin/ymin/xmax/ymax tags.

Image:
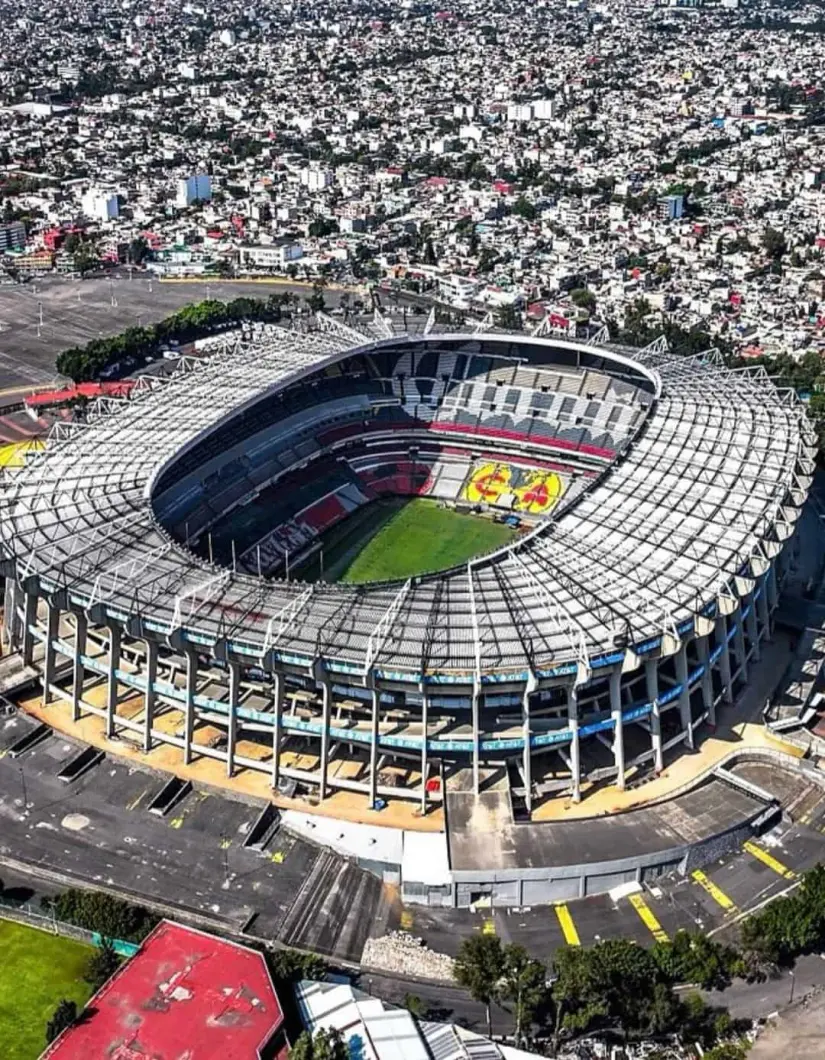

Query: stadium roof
<box><xmin>41</xmin><ymin>921</ymin><xmax>285</xmax><ymax>1060</ymax></box>
<box><xmin>0</xmin><ymin>318</ymin><xmax>815</xmax><ymax>685</ymax></box>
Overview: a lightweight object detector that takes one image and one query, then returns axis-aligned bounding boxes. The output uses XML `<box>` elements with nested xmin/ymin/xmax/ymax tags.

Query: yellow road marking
<box><xmin>0</xmin><ymin>750</ymin><xmax>6</xmax><ymax>760</ymax></box>
<box><xmin>168</xmin><ymin>816</ymin><xmax>184</xmax><ymax>830</ymax></box>
<box><xmin>628</xmin><ymin>893</ymin><xmax>669</xmax><ymax>942</ymax></box>
<box><xmin>482</xmin><ymin>919</ymin><xmax>496</xmax><ymax>936</ymax></box>
<box><xmin>554</xmin><ymin>903</ymin><xmax>580</xmax><ymax>946</ymax></box>
<box><xmin>743</xmin><ymin>840</ymin><xmax>796</xmax><ymax>880</ymax></box>
<box><xmin>219</xmin><ymin>837</ymin><xmax>231</xmax><ymax>850</ymax></box>
<box><xmin>269</xmin><ymin>850</ymin><xmax>285</xmax><ymax>864</ymax></box>
<box><xmin>691</xmin><ymin>869</ymin><xmax>737</xmax><ymax>912</ymax></box>
<box><xmin>400</xmin><ymin>910</ymin><xmax>414</xmax><ymax>930</ymax></box>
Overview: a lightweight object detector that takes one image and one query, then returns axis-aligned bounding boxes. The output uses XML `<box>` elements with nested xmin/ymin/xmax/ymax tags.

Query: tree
<box><xmin>288</xmin><ymin>1027</ymin><xmax>348</xmax><ymax>1060</ymax></box>
<box><xmin>495</xmin><ymin>302</ymin><xmax>522</xmax><ymax>332</ymax></box>
<box><xmin>43</xmin><ymin>889</ymin><xmax>158</xmax><ymax>943</ymax></box>
<box><xmin>84</xmin><ymin>938</ymin><xmax>120</xmax><ymax>991</ymax></box>
<box><xmin>762</xmin><ymin>226</ymin><xmax>788</xmax><ymax>262</ymax></box>
<box><xmin>454</xmin><ymin>934</ymin><xmax>505</xmax><ymax>1038</ymax></box>
<box><xmin>402</xmin><ymin>992</ymin><xmax>426</xmax><ymax>1017</ymax></box>
<box><xmin>702</xmin><ymin>1042</ymin><xmax>750</xmax><ymax>1060</ymax></box>
<box><xmin>73</xmin><ymin>239</ymin><xmax>100</xmax><ymax>275</ymax></box>
<box><xmin>266</xmin><ymin>946</ymin><xmax>327</xmax><ymax>983</ymax></box>
<box><xmin>570</xmin><ymin>288</ymin><xmax>596</xmax><ymax>313</ymax></box>
<box><xmin>306</xmin><ymin>282</ymin><xmax>326</xmax><ymax>314</ymax></box>
<box><xmin>498</xmin><ymin>944</ymin><xmax>546</xmax><ymax>1045</ymax></box>
<box><xmin>46</xmin><ymin>999</ymin><xmax>77</xmax><ymax>1043</ymax></box>
<box><xmin>512</xmin><ymin>195</ymin><xmax>537</xmax><ymax>222</ymax></box>
<box><xmin>128</xmin><ymin>237</ymin><xmax>150</xmax><ymax>266</ymax></box>
<box><xmin>552</xmin><ymin>938</ymin><xmax>682</xmax><ymax>1044</ymax></box>
<box><xmin>652</xmin><ymin>930</ymin><xmax>742</xmax><ymax>991</ymax></box>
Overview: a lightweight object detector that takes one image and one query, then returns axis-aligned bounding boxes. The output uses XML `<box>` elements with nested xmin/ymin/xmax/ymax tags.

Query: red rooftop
<box><xmin>41</xmin><ymin>921</ymin><xmax>287</xmax><ymax>1060</ymax></box>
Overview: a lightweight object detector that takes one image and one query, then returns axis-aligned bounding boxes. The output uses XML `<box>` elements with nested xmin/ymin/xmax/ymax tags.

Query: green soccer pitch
<box><xmin>298</xmin><ymin>497</ymin><xmax>517</xmax><ymax>584</ymax></box>
<box><xmin>0</xmin><ymin>919</ymin><xmax>94</xmax><ymax>1059</ymax></box>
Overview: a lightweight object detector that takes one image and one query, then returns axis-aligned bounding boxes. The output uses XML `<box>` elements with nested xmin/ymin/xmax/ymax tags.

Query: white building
<box><xmin>533</xmin><ymin>98</ymin><xmax>557</xmax><ymax>120</ymax></box>
<box><xmin>300</xmin><ymin>167</ymin><xmax>334</xmax><ymax>192</ymax></box>
<box><xmin>239</xmin><ymin>244</ymin><xmax>303</xmax><ymax>269</ymax></box>
<box><xmin>81</xmin><ymin>190</ymin><xmax>119</xmax><ymax>222</ymax></box>
<box><xmin>176</xmin><ymin>173</ymin><xmax>212</xmax><ymax>208</ymax></box>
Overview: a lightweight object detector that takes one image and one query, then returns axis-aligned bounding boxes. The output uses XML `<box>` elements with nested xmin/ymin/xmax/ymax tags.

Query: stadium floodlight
<box><xmin>315</xmin><ymin>310</ymin><xmax>368</xmax><ymax>348</ymax></box>
<box><xmin>363</xmin><ymin>578</ymin><xmax>411</xmax><ymax>679</ymax></box>
<box><xmin>473</xmin><ymin>311</ymin><xmax>495</xmax><ymax>334</ymax></box>
<box><xmin>168</xmin><ymin>569</ymin><xmax>232</xmax><ymax>634</ymax></box>
<box><xmin>372</xmin><ymin>307</ymin><xmax>393</xmax><ymax>340</ymax></box>
<box><xmin>87</xmin><ymin>542</ymin><xmax>172</xmax><ymax>608</ymax></box>
<box><xmin>506</xmin><ymin>549</ymin><xmax>591</xmax><ymax>684</ymax></box>
<box><xmin>262</xmin><ymin>585</ymin><xmax>314</xmax><ymax>657</ymax></box>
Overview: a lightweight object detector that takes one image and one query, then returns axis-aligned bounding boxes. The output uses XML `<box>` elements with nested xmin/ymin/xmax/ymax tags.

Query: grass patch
<box><xmin>0</xmin><ymin>919</ymin><xmax>94</xmax><ymax>1059</ymax></box>
<box><xmin>329</xmin><ymin>498</ymin><xmax>516</xmax><ymax>584</ymax></box>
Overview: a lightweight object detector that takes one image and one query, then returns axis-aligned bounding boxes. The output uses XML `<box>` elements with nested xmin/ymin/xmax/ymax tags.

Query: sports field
<box><xmin>301</xmin><ymin>497</ymin><xmax>516</xmax><ymax>584</ymax></box>
<box><xmin>0</xmin><ymin>919</ymin><xmax>93</xmax><ymax>1058</ymax></box>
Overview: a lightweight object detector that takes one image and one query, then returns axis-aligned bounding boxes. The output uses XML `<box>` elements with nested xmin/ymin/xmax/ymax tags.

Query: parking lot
<box><xmin>0</xmin><ymin>709</ymin><xmax>387</xmax><ymax>963</ymax></box>
<box><xmin>0</xmin><ymin>275</ymin><xmax>352</xmax><ymax>391</ymax></box>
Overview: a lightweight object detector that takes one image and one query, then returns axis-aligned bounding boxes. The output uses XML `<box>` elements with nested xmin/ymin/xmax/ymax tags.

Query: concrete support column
<box><xmin>697</xmin><ymin>634</ymin><xmax>715</xmax><ymax>725</ymax></box>
<box><xmin>522</xmin><ymin>686</ymin><xmax>532</xmax><ymax>815</ymax></box>
<box><xmin>271</xmin><ymin>670</ymin><xmax>283</xmax><ymax>791</ymax></box>
<box><xmin>182</xmin><ymin>647</ymin><xmax>197</xmax><ymax>765</ymax></box>
<box><xmin>471</xmin><ymin>682</ymin><xmax>481</xmax><ymax>796</ymax></box>
<box><xmin>105</xmin><ymin>624</ymin><xmax>121</xmax><ymax>739</ymax></box>
<box><xmin>757</xmin><ymin>582</ymin><xmax>770</xmax><ymax>642</ymax></box>
<box><xmin>675</xmin><ymin>641</ymin><xmax>694</xmax><ymax>749</ymax></box>
<box><xmin>2</xmin><ymin>579</ymin><xmax>17</xmax><ymax>653</ymax></box>
<box><xmin>609</xmin><ymin>669</ymin><xmax>625</xmax><ymax>791</ymax></box>
<box><xmin>42</xmin><ymin>602</ymin><xmax>59</xmax><ymax>706</ymax></box>
<box><xmin>767</xmin><ymin>564</ymin><xmax>779</xmax><ymax>610</ymax></box>
<box><xmin>715</xmin><ymin>614</ymin><xmax>733</xmax><ymax>703</ymax></box>
<box><xmin>735</xmin><ymin>611</ymin><xmax>749</xmax><ymax>681</ymax></box>
<box><xmin>227</xmin><ymin>660</ymin><xmax>240</xmax><ymax>779</ymax></box>
<box><xmin>72</xmin><ymin>612</ymin><xmax>87</xmax><ymax>722</ymax></box>
<box><xmin>143</xmin><ymin>638</ymin><xmax>157</xmax><ymax>753</ymax></box>
<box><xmin>319</xmin><ymin>679</ymin><xmax>331</xmax><ymax>801</ymax></box>
<box><xmin>22</xmin><ymin>591</ymin><xmax>37</xmax><ymax>666</ymax></box>
<box><xmin>745</xmin><ymin>598</ymin><xmax>760</xmax><ymax>662</ymax></box>
<box><xmin>645</xmin><ymin>658</ymin><xmax>663</xmax><ymax>773</ymax></box>
<box><xmin>567</xmin><ymin>685</ymin><xmax>581</xmax><ymax>803</ymax></box>
<box><xmin>369</xmin><ymin>685</ymin><xmax>380</xmax><ymax>808</ymax></box>
<box><xmin>420</xmin><ymin>691</ymin><xmax>428</xmax><ymax>816</ymax></box>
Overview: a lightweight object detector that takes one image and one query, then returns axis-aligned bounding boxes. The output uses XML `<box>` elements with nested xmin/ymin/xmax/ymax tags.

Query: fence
<box><xmin>0</xmin><ymin>895</ymin><xmax>139</xmax><ymax>955</ymax></box>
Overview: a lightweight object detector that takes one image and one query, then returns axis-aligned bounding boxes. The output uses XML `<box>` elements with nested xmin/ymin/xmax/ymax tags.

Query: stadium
<box><xmin>0</xmin><ymin>313</ymin><xmax>816</xmax><ymax>836</ymax></box>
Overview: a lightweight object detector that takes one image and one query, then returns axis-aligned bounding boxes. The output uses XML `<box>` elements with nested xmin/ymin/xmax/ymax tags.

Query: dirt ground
<box><xmin>750</xmin><ymin>989</ymin><xmax>825</xmax><ymax>1058</ymax></box>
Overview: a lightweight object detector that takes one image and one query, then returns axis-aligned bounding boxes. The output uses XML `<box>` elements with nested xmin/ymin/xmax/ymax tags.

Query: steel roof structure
<box><xmin>0</xmin><ymin>320</ymin><xmax>815</xmax><ymax>687</ymax></box>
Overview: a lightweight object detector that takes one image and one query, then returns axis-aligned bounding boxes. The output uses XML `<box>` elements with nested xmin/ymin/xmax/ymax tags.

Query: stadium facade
<box><xmin>0</xmin><ymin>316</ymin><xmax>815</xmax><ymax>817</ymax></box>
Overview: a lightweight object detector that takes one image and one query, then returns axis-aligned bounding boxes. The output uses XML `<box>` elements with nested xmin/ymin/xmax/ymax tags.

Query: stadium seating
<box><xmin>154</xmin><ymin>342</ymin><xmax>650</xmax><ymax>573</ymax></box>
